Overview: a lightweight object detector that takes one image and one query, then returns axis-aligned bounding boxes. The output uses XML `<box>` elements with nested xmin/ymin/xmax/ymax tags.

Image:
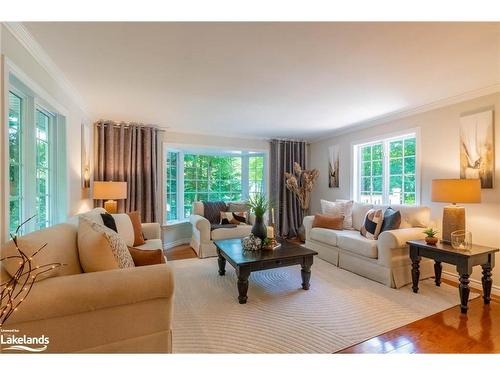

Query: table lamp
<box><xmin>93</xmin><ymin>181</ymin><xmax>127</xmax><ymax>213</ymax></box>
<box><xmin>431</xmin><ymin>179</ymin><xmax>481</xmax><ymax>243</ymax></box>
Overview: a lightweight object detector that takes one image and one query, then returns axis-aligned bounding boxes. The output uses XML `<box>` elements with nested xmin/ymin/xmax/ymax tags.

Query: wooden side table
<box><xmin>407</xmin><ymin>239</ymin><xmax>498</xmax><ymax>314</ymax></box>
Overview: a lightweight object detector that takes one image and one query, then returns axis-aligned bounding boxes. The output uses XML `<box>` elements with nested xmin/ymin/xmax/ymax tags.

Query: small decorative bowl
<box><xmin>241</xmin><ymin>234</ymin><xmax>262</xmax><ymax>251</ymax></box>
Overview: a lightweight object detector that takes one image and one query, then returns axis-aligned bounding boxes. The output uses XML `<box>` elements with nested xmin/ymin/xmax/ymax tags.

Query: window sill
<box><xmin>162</xmin><ymin>219</ymin><xmax>190</xmax><ymax>228</ymax></box>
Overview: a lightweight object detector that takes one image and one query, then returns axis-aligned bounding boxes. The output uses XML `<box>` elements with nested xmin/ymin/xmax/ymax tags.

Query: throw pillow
<box><xmin>128</xmin><ymin>247</ymin><xmax>166</xmax><ymax>266</ymax></box>
<box><xmin>228</xmin><ymin>202</ymin><xmax>249</xmax><ymax>213</ymax></box>
<box><xmin>77</xmin><ymin>217</ymin><xmax>135</xmax><ymax>272</ymax></box>
<box><xmin>360</xmin><ymin>209</ymin><xmax>384</xmax><ymax>240</ymax></box>
<box><xmin>202</xmin><ymin>201</ymin><xmax>228</xmax><ymax>224</ymax></box>
<box><xmin>312</xmin><ymin>214</ymin><xmax>344</xmax><ymax>230</ymax></box>
<box><xmin>101</xmin><ymin>212</ymin><xmax>118</xmax><ymax>232</ymax></box>
<box><xmin>320</xmin><ymin>199</ymin><xmax>354</xmax><ymax>229</ymax></box>
<box><xmin>220</xmin><ymin>211</ymin><xmax>248</xmax><ymax>225</ymax></box>
<box><xmin>127</xmin><ymin>211</ymin><xmax>146</xmax><ymax>246</ymax></box>
<box><xmin>380</xmin><ymin>207</ymin><xmax>402</xmax><ymax>232</ymax></box>
<box><xmin>110</xmin><ymin>213</ymin><xmax>135</xmax><ymax>247</ymax></box>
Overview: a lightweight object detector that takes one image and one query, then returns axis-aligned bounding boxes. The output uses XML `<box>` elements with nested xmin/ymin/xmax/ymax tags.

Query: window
<box><xmin>165</xmin><ymin>150</ymin><xmax>266</xmax><ymax>222</ymax></box>
<box><xmin>6</xmin><ymin>76</ymin><xmax>66</xmax><ymax>236</ymax></box>
<box><xmin>353</xmin><ymin>133</ymin><xmax>418</xmax><ymax>205</ymax></box>
<box><xmin>8</xmin><ymin>92</ymin><xmax>23</xmax><ymax>234</ymax></box>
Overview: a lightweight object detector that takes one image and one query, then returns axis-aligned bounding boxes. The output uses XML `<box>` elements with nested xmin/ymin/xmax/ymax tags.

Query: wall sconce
<box><xmin>83</xmin><ymin>166</ymin><xmax>90</xmax><ymax>188</ymax></box>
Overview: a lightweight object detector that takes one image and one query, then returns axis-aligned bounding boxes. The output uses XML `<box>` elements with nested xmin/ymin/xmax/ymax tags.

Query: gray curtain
<box><xmin>270</xmin><ymin>139</ymin><xmax>307</xmax><ymax>238</ymax></box>
<box><xmin>95</xmin><ymin>120</ymin><xmax>161</xmax><ymax>223</ymax></box>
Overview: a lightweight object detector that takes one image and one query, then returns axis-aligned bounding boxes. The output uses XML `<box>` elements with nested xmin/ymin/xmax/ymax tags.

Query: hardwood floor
<box><xmin>166</xmin><ymin>243</ymin><xmax>500</xmax><ymax>353</ymax></box>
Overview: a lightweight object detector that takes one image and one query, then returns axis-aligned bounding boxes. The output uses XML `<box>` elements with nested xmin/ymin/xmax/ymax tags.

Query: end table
<box><xmin>407</xmin><ymin>239</ymin><xmax>498</xmax><ymax>314</ymax></box>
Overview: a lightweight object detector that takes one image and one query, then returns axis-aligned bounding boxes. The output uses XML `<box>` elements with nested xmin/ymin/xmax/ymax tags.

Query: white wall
<box><xmin>161</xmin><ymin>130</ymin><xmax>270</xmax><ymax>248</ymax></box>
<box><xmin>0</xmin><ymin>24</ymin><xmax>91</xmax><ymax>242</ymax></box>
<box><xmin>310</xmin><ymin>92</ymin><xmax>500</xmax><ymax>293</ymax></box>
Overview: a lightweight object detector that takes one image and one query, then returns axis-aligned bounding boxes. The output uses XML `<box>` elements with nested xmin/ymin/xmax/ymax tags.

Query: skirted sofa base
<box><xmin>305</xmin><ymin>237</ymin><xmax>433</xmax><ymax>288</ymax></box>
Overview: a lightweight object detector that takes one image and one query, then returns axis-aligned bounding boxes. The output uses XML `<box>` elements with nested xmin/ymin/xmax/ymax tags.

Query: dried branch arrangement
<box><xmin>0</xmin><ymin>215</ymin><xmax>64</xmax><ymax>327</ymax></box>
<box><xmin>284</xmin><ymin>162</ymin><xmax>319</xmax><ymax>211</ymax></box>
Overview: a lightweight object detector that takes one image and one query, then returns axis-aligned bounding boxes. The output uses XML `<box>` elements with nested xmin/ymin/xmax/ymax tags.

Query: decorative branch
<box><xmin>0</xmin><ymin>215</ymin><xmax>65</xmax><ymax>327</ymax></box>
<box><xmin>284</xmin><ymin>162</ymin><xmax>319</xmax><ymax>211</ymax></box>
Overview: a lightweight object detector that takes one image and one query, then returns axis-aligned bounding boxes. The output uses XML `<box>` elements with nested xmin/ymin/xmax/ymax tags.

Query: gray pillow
<box><xmin>380</xmin><ymin>207</ymin><xmax>401</xmax><ymax>232</ymax></box>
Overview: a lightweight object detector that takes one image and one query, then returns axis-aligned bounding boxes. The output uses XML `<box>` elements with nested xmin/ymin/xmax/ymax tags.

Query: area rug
<box><xmin>170</xmin><ymin>257</ymin><xmax>475</xmax><ymax>353</ymax></box>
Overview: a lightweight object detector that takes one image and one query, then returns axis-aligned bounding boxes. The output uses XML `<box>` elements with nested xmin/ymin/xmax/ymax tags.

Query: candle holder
<box><xmin>262</xmin><ymin>223</ymin><xmax>281</xmax><ymax>250</ymax></box>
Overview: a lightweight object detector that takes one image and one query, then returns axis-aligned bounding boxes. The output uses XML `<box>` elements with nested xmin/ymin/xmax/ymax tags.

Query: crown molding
<box><xmin>309</xmin><ymin>82</ymin><xmax>500</xmax><ymax>143</ymax></box>
<box><xmin>2</xmin><ymin>22</ymin><xmax>89</xmax><ymax>115</ymax></box>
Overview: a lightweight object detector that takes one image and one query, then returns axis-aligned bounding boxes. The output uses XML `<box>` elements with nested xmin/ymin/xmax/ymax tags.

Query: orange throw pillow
<box><xmin>127</xmin><ymin>211</ymin><xmax>146</xmax><ymax>246</ymax></box>
<box><xmin>128</xmin><ymin>247</ymin><xmax>166</xmax><ymax>266</ymax></box>
<box><xmin>312</xmin><ymin>214</ymin><xmax>344</xmax><ymax>230</ymax></box>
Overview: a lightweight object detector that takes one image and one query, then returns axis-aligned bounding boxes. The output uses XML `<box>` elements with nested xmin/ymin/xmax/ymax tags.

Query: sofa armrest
<box><xmin>190</xmin><ymin>214</ymin><xmax>211</xmax><ymax>243</ymax></box>
<box><xmin>142</xmin><ymin>222</ymin><xmax>161</xmax><ymax>240</ymax></box>
<box><xmin>8</xmin><ymin>264</ymin><xmax>174</xmax><ymax>325</ymax></box>
<box><xmin>303</xmin><ymin>215</ymin><xmax>315</xmax><ymax>240</ymax></box>
<box><xmin>377</xmin><ymin>227</ymin><xmax>426</xmax><ymax>266</ymax></box>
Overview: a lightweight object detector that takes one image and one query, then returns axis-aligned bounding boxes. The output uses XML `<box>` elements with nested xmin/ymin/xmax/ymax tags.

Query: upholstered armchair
<box><xmin>189</xmin><ymin>201</ymin><xmax>255</xmax><ymax>258</ymax></box>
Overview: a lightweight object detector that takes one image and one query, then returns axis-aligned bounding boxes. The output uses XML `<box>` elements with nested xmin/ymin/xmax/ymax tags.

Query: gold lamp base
<box><xmin>441</xmin><ymin>205</ymin><xmax>465</xmax><ymax>244</ymax></box>
<box><xmin>104</xmin><ymin>200</ymin><xmax>118</xmax><ymax>214</ymax></box>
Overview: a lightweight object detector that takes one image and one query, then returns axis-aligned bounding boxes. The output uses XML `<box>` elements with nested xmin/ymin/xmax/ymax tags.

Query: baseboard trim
<box><xmin>442</xmin><ymin>270</ymin><xmax>500</xmax><ymax>297</ymax></box>
<box><xmin>164</xmin><ymin>238</ymin><xmax>190</xmax><ymax>250</ymax></box>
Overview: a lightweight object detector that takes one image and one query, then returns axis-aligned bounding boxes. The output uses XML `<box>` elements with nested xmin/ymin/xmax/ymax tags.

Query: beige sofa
<box><xmin>190</xmin><ymin>201</ymin><xmax>254</xmax><ymax>258</ymax></box>
<box><xmin>304</xmin><ymin>203</ymin><xmax>434</xmax><ymax>288</ymax></box>
<box><xmin>0</xmin><ymin>208</ymin><xmax>174</xmax><ymax>353</ymax></box>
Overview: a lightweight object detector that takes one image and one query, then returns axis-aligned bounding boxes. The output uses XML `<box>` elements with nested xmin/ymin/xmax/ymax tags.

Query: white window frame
<box><xmin>351</xmin><ymin>128</ymin><xmax>421</xmax><ymax>205</ymax></box>
<box><xmin>3</xmin><ymin>59</ymin><xmax>68</xmax><ymax>237</ymax></box>
<box><xmin>162</xmin><ymin>143</ymin><xmax>269</xmax><ymax>225</ymax></box>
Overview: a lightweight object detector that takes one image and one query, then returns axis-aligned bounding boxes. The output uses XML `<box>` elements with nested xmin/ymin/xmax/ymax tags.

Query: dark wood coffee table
<box><xmin>407</xmin><ymin>239</ymin><xmax>498</xmax><ymax>314</ymax></box>
<box><xmin>214</xmin><ymin>239</ymin><xmax>318</xmax><ymax>304</ymax></box>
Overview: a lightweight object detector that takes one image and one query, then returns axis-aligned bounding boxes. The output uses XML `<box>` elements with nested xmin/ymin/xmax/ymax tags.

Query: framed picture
<box><xmin>459</xmin><ymin>110</ymin><xmax>494</xmax><ymax>189</ymax></box>
<box><xmin>81</xmin><ymin>122</ymin><xmax>91</xmax><ymax>188</ymax></box>
<box><xmin>328</xmin><ymin>145</ymin><xmax>340</xmax><ymax>188</ymax></box>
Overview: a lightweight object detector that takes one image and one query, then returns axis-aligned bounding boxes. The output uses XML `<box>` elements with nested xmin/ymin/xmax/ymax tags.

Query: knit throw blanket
<box><xmin>202</xmin><ymin>201</ymin><xmax>228</xmax><ymax>224</ymax></box>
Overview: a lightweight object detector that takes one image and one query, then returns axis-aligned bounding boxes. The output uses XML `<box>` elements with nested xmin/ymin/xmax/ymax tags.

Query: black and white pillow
<box><xmin>380</xmin><ymin>207</ymin><xmax>401</xmax><ymax>232</ymax></box>
<box><xmin>100</xmin><ymin>213</ymin><xmax>135</xmax><ymax>246</ymax></box>
<box><xmin>360</xmin><ymin>209</ymin><xmax>384</xmax><ymax>240</ymax></box>
<box><xmin>220</xmin><ymin>211</ymin><xmax>248</xmax><ymax>225</ymax></box>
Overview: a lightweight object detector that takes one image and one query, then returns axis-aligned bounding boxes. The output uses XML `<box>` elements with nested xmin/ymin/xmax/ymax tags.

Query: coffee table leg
<box><xmin>482</xmin><ymin>265</ymin><xmax>492</xmax><ymax>305</ymax></box>
<box><xmin>411</xmin><ymin>256</ymin><xmax>420</xmax><ymax>293</ymax></box>
<box><xmin>459</xmin><ymin>274</ymin><xmax>470</xmax><ymax>314</ymax></box>
<box><xmin>434</xmin><ymin>261</ymin><xmax>442</xmax><ymax>286</ymax></box>
<box><xmin>237</xmin><ymin>268</ymin><xmax>250</xmax><ymax>304</ymax></box>
<box><xmin>301</xmin><ymin>256</ymin><xmax>313</xmax><ymax>290</ymax></box>
<box><xmin>218</xmin><ymin>253</ymin><xmax>226</xmax><ymax>276</ymax></box>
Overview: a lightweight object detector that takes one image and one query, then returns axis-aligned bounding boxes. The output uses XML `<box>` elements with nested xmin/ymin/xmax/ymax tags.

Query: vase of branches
<box><xmin>285</xmin><ymin>162</ymin><xmax>320</xmax><ymax>241</ymax></box>
<box><xmin>247</xmin><ymin>193</ymin><xmax>269</xmax><ymax>242</ymax></box>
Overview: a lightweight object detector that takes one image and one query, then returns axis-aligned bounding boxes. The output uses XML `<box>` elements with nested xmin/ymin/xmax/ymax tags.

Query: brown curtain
<box><xmin>94</xmin><ymin>120</ymin><xmax>161</xmax><ymax>223</ymax></box>
<box><xmin>270</xmin><ymin>139</ymin><xmax>307</xmax><ymax>238</ymax></box>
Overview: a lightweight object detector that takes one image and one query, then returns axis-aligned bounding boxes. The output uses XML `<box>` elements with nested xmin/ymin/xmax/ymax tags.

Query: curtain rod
<box><xmin>95</xmin><ymin>121</ymin><xmax>167</xmax><ymax>132</ymax></box>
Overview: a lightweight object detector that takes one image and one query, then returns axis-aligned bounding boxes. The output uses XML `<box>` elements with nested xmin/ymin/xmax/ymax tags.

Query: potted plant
<box><xmin>423</xmin><ymin>228</ymin><xmax>439</xmax><ymax>245</ymax></box>
<box><xmin>247</xmin><ymin>193</ymin><xmax>269</xmax><ymax>242</ymax></box>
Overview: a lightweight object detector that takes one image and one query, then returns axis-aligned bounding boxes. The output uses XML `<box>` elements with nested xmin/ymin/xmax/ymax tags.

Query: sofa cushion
<box><xmin>336</xmin><ymin>230</ymin><xmax>378</xmax><ymax>259</ymax></box>
<box><xmin>374</xmin><ymin>204</ymin><xmax>430</xmax><ymax>229</ymax></box>
<box><xmin>351</xmin><ymin>202</ymin><xmax>374</xmax><ymax>231</ymax></box>
<box><xmin>310</xmin><ymin>227</ymin><xmax>340</xmax><ymax>246</ymax></box>
<box><xmin>312</xmin><ymin>214</ymin><xmax>344</xmax><ymax>230</ymax></box>
<box><xmin>78</xmin><ymin>217</ymin><xmax>135</xmax><ymax>272</ymax></box>
<box><xmin>380</xmin><ymin>207</ymin><xmax>402</xmax><ymax>232</ymax></box>
<box><xmin>128</xmin><ymin>247</ymin><xmax>166</xmax><ymax>266</ymax></box>
<box><xmin>203</xmin><ymin>201</ymin><xmax>228</xmax><ymax>224</ymax></box>
<box><xmin>211</xmin><ymin>224</ymin><xmax>252</xmax><ymax>241</ymax></box>
<box><xmin>127</xmin><ymin>211</ymin><xmax>146</xmax><ymax>246</ymax></box>
<box><xmin>134</xmin><ymin>239</ymin><xmax>164</xmax><ymax>251</ymax></box>
<box><xmin>360</xmin><ymin>208</ymin><xmax>384</xmax><ymax>240</ymax></box>
<box><xmin>1</xmin><ymin>223</ymin><xmax>83</xmax><ymax>282</ymax></box>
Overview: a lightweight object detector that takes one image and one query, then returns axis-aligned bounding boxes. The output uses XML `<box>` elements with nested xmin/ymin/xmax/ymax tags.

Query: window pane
<box><xmin>404</xmin><ymin>156</ymin><xmax>415</xmax><ymax>174</ymax></box>
<box><xmin>361</xmin><ymin>146</ymin><xmax>371</xmax><ymax>162</ymax></box>
<box><xmin>404</xmin><ymin>138</ymin><xmax>416</xmax><ymax>156</ymax></box>
<box><xmin>390</xmin><ymin>158</ymin><xmax>403</xmax><ymax>175</ymax></box>
<box><xmin>389</xmin><ymin>175</ymin><xmax>402</xmax><ymax>191</ymax></box>
<box><xmin>404</xmin><ymin>175</ymin><xmax>415</xmax><ymax>193</ymax></box>
<box><xmin>361</xmin><ymin>177</ymin><xmax>371</xmax><ymax>191</ymax></box>
<box><xmin>372</xmin><ymin>176</ymin><xmax>383</xmax><ymax>193</ymax></box>
<box><xmin>9</xmin><ymin>199</ymin><xmax>21</xmax><ymax>234</ymax></box>
<box><xmin>361</xmin><ymin>162</ymin><xmax>371</xmax><ymax>176</ymax></box>
<box><xmin>9</xmin><ymin>164</ymin><xmax>21</xmax><ymax>197</ymax></box>
<box><xmin>372</xmin><ymin>144</ymin><xmax>383</xmax><ymax>160</ymax></box>
<box><xmin>389</xmin><ymin>140</ymin><xmax>403</xmax><ymax>158</ymax></box>
<box><xmin>372</xmin><ymin>160</ymin><xmax>383</xmax><ymax>176</ymax></box>
<box><xmin>404</xmin><ymin>193</ymin><xmax>416</xmax><ymax>205</ymax></box>
<box><xmin>35</xmin><ymin>109</ymin><xmax>51</xmax><ymax>229</ymax></box>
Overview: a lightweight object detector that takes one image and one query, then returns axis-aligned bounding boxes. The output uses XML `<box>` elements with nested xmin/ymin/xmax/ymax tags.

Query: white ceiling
<box><xmin>23</xmin><ymin>22</ymin><xmax>500</xmax><ymax>140</ymax></box>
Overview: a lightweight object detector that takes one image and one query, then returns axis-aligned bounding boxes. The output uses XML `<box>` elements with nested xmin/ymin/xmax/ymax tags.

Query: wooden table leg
<box><xmin>434</xmin><ymin>261</ymin><xmax>442</xmax><ymax>286</ymax></box>
<box><xmin>410</xmin><ymin>247</ymin><xmax>421</xmax><ymax>293</ymax></box>
<box><xmin>482</xmin><ymin>264</ymin><xmax>492</xmax><ymax>305</ymax></box>
<box><xmin>459</xmin><ymin>274</ymin><xmax>470</xmax><ymax>314</ymax></box>
<box><xmin>217</xmin><ymin>253</ymin><xmax>226</xmax><ymax>276</ymax></box>
<box><xmin>237</xmin><ymin>268</ymin><xmax>250</xmax><ymax>304</ymax></box>
<box><xmin>301</xmin><ymin>265</ymin><xmax>311</xmax><ymax>290</ymax></box>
